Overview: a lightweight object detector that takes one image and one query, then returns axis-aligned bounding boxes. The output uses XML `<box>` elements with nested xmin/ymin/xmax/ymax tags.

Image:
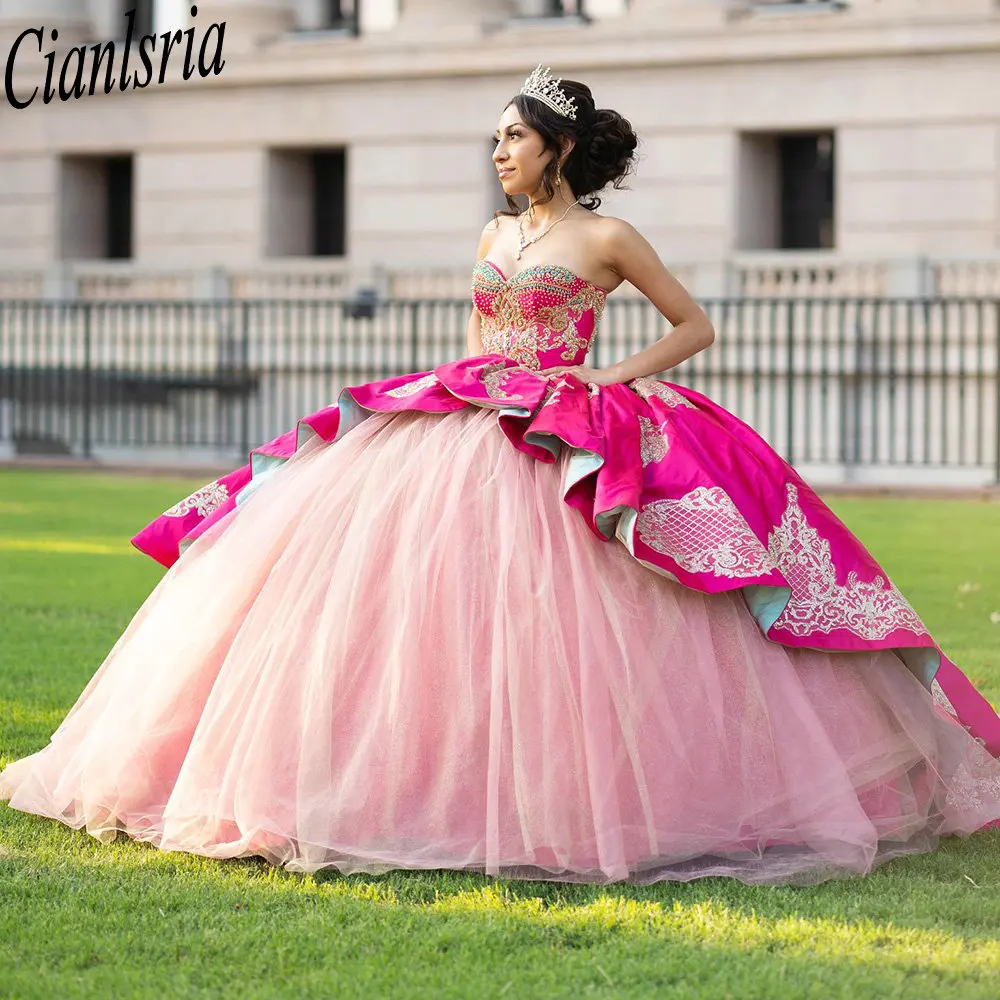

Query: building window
<box><xmin>106</xmin><ymin>156</ymin><xmax>134</xmax><ymax>258</ymax></box>
<box><xmin>124</xmin><ymin>0</ymin><xmax>155</xmax><ymax>37</ymax></box>
<box><xmin>312</xmin><ymin>150</ymin><xmax>347</xmax><ymax>256</ymax></box>
<box><xmin>518</xmin><ymin>0</ymin><xmax>586</xmax><ymax>18</ymax></box>
<box><xmin>750</xmin><ymin>1</ymin><xmax>846</xmax><ymax>11</ymax></box>
<box><xmin>58</xmin><ymin>154</ymin><xmax>134</xmax><ymax>260</ymax></box>
<box><xmin>297</xmin><ymin>0</ymin><xmax>360</xmax><ymax>33</ymax></box>
<box><xmin>737</xmin><ymin>132</ymin><xmax>835</xmax><ymax>251</ymax></box>
<box><xmin>323</xmin><ymin>0</ymin><xmax>358</xmax><ymax>29</ymax></box>
<box><xmin>267</xmin><ymin>148</ymin><xmax>347</xmax><ymax>258</ymax></box>
<box><xmin>779</xmin><ymin>133</ymin><xmax>835</xmax><ymax>250</ymax></box>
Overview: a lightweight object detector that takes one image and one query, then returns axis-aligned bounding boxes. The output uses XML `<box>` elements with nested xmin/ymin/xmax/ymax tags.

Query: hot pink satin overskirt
<box><xmin>3</xmin><ymin>406</ymin><xmax>1000</xmax><ymax>884</ymax></box>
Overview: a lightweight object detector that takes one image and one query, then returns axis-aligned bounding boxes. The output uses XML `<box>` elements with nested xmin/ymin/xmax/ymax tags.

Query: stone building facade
<box><xmin>0</xmin><ymin>0</ymin><xmax>998</xmax><ymax>300</ymax></box>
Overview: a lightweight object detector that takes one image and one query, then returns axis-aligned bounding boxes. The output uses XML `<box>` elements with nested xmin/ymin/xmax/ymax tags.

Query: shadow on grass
<box><xmin>3</xmin><ymin>814</ymin><xmax>1000</xmax><ymax>999</ymax></box>
<box><xmin>5</xmin><ymin>803</ymin><xmax>1000</xmax><ymax>936</ymax></box>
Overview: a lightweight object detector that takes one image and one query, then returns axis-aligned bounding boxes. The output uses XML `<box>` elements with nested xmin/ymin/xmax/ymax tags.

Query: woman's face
<box><xmin>492</xmin><ymin>103</ymin><xmax>554</xmax><ymax>198</ymax></box>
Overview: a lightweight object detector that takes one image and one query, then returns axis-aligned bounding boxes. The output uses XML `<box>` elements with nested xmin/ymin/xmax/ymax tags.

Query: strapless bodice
<box><xmin>471</xmin><ymin>260</ymin><xmax>607</xmax><ymax>371</ymax></box>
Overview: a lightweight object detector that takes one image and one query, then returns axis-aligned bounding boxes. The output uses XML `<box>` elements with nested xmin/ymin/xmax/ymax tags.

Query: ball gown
<box><xmin>3</xmin><ymin>259</ymin><xmax>1000</xmax><ymax>886</ymax></box>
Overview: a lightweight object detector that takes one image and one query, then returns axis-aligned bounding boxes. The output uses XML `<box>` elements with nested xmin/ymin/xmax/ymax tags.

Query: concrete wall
<box><xmin>0</xmin><ymin>0</ymin><xmax>997</xmax><ymax>273</ymax></box>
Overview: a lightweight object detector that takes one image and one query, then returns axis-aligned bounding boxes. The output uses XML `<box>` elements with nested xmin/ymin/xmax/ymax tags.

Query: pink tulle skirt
<box><xmin>3</xmin><ymin>406</ymin><xmax>1000</xmax><ymax>884</ymax></box>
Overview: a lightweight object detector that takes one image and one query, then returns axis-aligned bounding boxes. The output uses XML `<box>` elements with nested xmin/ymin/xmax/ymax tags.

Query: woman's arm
<box><xmin>465</xmin><ymin>219</ymin><xmax>501</xmax><ymax>358</ymax></box>
<box><xmin>466</xmin><ymin>308</ymin><xmax>484</xmax><ymax>357</ymax></box>
<box><xmin>598</xmin><ymin>219</ymin><xmax>715</xmax><ymax>382</ymax></box>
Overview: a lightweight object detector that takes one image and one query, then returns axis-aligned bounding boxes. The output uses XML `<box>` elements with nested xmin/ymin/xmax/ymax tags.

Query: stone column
<box><xmin>154</xmin><ymin>0</ymin><xmax>191</xmax><ymax>34</ymax></box>
<box><xmin>626</xmin><ymin>0</ymin><xmax>731</xmax><ymax>28</ymax></box>
<box><xmin>358</xmin><ymin>0</ymin><xmax>399</xmax><ymax>34</ymax></box>
<box><xmin>886</xmin><ymin>257</ymin><xmax>933</xmax><ymax>298</ymax></box>
<box><xmin>0</xmin><ymin>0</ymin><xmax>91</xmax><ymax>48</ymax></box>
<box><xmin>89</xmin><ymin>0</ymin><xmax>118</xmax><ymax>40</ymax></box>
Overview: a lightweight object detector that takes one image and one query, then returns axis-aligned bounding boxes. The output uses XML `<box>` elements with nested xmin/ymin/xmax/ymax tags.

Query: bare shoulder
<box><xmin>588</xmin><ymin>214</ymin><xmax>646</xmax><ymax>255</ymax></box>
<box><xmin>476</xmin><ymin>213</ymin><xmax>513</xmax><ymax>258</ymax></box>
<box><xmin>583</xmin><ymin>213</ymin><xmax>708</xmax><ymax>331</ymax></box>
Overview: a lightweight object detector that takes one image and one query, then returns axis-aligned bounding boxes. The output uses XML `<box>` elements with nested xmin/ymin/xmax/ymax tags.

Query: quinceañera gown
<box><xmin>3</xmin><ymin>260</ymin><xmax>1000</xmax><ymax>886</ymax></box>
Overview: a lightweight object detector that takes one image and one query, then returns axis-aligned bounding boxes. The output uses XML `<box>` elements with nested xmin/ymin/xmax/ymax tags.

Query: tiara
<box><xmin>519</xmin><ymin>64</ymin><xmax>577</xmax><ymax>121</ymax></box>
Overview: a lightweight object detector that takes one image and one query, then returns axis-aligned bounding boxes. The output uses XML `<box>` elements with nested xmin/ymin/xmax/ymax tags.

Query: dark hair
<box><xmin>494</xmin><ymin>79</ymin><xmax>638</xmax><ymax>219</ymax></box>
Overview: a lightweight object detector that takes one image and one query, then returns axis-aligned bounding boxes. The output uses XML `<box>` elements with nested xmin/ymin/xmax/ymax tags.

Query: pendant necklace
<box><xmin>516</xmin><ymin>198</ymin><xmax>581</xmax><ymax>261</ymax></box>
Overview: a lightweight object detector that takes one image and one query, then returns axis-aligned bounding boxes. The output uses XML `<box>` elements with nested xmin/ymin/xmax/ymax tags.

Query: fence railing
<box><xmin>5</xmin><ymin>255</ymin><xmax>1000</xmax><ymax>304</ymax></box>
<box><xmin>0</xmin><ymin>296</ymin><xmax>998</xmax><ymax>485</ymax></box>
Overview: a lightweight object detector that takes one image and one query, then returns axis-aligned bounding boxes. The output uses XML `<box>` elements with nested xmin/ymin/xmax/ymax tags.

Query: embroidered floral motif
<box><xmin>540</xmin><ymin>373</ymin><xmax>586</xmax><ymax>409</ymax></box>
<box><xmin>384</xmin><ymin>373</ymin><xmax>438</xmax><ymax>398</ymax></box>
<box><xmin>638</xmin><ymin>415</ymin><xmax>669</xmax><ymax>467</ymax></box>
<box><xmin>478</xmin><ymin>362</ymin><xmax>524</xmax><ymax>401</ymax></box>
<box><xmin>943</xmin><ymin>741</ymin><xmax>1000</xmax><ymax>812</ymax></box>
<box><xmin>931</xmin><ymin>679</ymin><xmax>958</xmax><ymax>719</ymax></box>
<box><xmin>163</xmin><ymin>482</ymin><xmax>230</xmax><ymax>519</ymax></box>
<box><xmin>929</xmin><ymin>648</ymin><xmax>997</xmax><ymax>789</ymax></box>
<box><xmin>635</xmin><ymin>486</ymin><xmax>775</xmax><ymax>578</ymax></box>
<box><xmin>541</xmin><ymin>383</ymin><xmax>562</xmax><ymax>408</ymax></box>
<box><xmin>629</xmin><ymin>377</ymin><xmax>695</xmax><ymax>409</ymax></box>
<box><xmin>472</xmin><ymin>263</ymin><xmax>605</xmax><ymax>371</ymax></box>
<box><xmin>767</xmin><ymin>483</ymin><xmax>929</xmax><ymax>640</ymax></box>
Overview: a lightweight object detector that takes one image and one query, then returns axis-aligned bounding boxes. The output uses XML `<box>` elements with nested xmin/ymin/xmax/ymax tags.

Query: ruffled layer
<box><xmin>8</xmin><ymin>406</ymin><xmax>1000</xmax><ymax>883</ymax></box>
<box><xmin>131</xmin><ymin>355</ymin><xmax>1000</xmax><ymax>756</ymax></box>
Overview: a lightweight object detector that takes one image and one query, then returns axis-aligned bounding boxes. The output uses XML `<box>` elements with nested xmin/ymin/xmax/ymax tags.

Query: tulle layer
<box><xmin>130</xmin><ymin>357</ymin><xmax>1000</xmax><ymax>758</ymax></box>
<box><xmin>4</xmin><ymin>406</ymin><xmax>1000</xmax><ymax>885</ymax></box>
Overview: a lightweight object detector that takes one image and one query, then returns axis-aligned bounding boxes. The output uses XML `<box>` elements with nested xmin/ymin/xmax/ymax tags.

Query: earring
<box><xmin>555</xmin><ymin>165</ymin><xmax>562</xmax><ymax>187</ymax></box>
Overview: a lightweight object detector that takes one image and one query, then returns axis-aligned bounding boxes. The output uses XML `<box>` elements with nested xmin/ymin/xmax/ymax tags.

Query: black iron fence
<box><xmin>0</xmin><ymin>296</ymin><xmax>998</xmax><ymax>481</ymax></box>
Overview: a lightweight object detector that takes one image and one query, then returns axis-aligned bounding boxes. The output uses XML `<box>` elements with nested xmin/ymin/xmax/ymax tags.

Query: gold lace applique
<box><xmin>638</xmin><ymin>415</ymin><xmax>669</xmax><ymax>466</ymax></box>
<box><xmin>942</xmin><ymin>730</ymin><xmax>1000</xmax><ymax>812</ymax></box>
<box><xmin>541</xmin><ymin>383</ymin><xmax>562</xmax><ymax>408</ymax></box>
<box><xmin>164</xmin><ymin>482</ymin><xmax>230</xmax><ymax>518</ymax></box>
<box><xmin>630</xmin><ymin>377</ymin><xmax>695</xmax><ymax>409</ymax></box>
<box><xmin>931</xmin><ymin>679</ymin><xmax>962</xmax><ymax>723</ymax></box>
<box><xmin>636</xmin><ymin>486</ymin><xmax>775</xmax><ymax>578</ymax></box>
<box><xmin>478</xmin><ymin>362</ymin><xmax>524</xmax><ymax>401</ymax></box>
<box><xmin>766</xmin><ymin>483</ymin><xmax>928</xmax><ymax>640</ymax></box>
<box><xmin>384</xmin><ymin>373</ymin><xmax>438</xmax><ymax>397</ymax></box>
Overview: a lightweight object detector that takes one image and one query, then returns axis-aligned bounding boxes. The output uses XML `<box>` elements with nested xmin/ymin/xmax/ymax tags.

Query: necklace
<box><xmin>516</xmin><ymin>198</ymin><xmax>581</xmax><ymax>261</ymax></box>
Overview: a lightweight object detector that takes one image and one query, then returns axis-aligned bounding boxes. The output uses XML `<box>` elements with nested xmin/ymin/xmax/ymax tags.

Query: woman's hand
<box><xmin>536</xmin><ymin>365</ymin><xmax>626</xmax><ymax>386</ymax></box>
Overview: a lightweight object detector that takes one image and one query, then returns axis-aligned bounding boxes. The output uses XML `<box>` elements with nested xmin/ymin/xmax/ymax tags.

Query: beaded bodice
<box><xmin>471</xmin><ymin>261</ymin><xmax>607</xmax><ymax>371</ymax></box>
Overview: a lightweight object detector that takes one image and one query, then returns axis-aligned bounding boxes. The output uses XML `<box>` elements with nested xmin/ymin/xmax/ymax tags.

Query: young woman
<box><xmin>3</xmin><ymin>67</ymin><xmax>999</xmax><ymax>886</ymax></box>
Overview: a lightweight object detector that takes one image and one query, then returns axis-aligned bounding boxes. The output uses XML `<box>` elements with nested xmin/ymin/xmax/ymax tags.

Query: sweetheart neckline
<box><xmin>476</xmin><ymin>259</ymin><xmax>611</xmax><ymax>298</ymax></box>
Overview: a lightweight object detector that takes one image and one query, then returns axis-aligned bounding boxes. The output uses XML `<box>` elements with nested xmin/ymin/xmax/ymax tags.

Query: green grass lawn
<box><xmin>1</xmin><ymin>468</ymin><xmax>1000</xmax><ymax>999</ymax></box>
